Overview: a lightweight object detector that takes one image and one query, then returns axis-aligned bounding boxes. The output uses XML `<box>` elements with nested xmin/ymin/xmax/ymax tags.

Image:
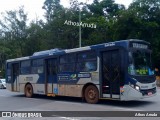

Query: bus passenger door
<box><xmin>101</xmin><ymin>50</ymin><xmax>121</xmax><ymax>99</ymax></box>
<box><xmin>11</xmin><ymin>63</ymin><xmax>19</xmax><ymax>91</ymax></box>
<box><xmin>45</xmin><ymin>58</ymin><xmax>58</xmax><ymax>95</ymax></box>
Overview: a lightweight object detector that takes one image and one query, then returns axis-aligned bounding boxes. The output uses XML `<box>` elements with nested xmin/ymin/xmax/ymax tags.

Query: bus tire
<box><xmin>84</xmin><ymin>85</ymin><xmax>99</xmax><ymax>104</ymax></box>
<box><xmin>25</xmin><ymin>84</ymin><xmax>33</xmax><ymax>98</ymax></box>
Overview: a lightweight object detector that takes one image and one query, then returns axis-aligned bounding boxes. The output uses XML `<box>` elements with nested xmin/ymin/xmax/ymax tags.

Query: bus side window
<box><xmin>32</xmin><ymin>59</ymin><xmax>44</xmax><ymax>74</ymax></box>
<box><xmin>85</xmin><ymin>61</ymin><xmax>96</xmax><ymax>71</ymax></box>
<box><xmin>6</xmin><ymin>63</ymin><xmax>12</xmax><ymax>77</ymax></box>
<box><xmin>77</xmin><ymin>61</ymin><xmax>96</xmax><ymax>71</ymax></box>
<box><xmin>59</xmin><ymin>54</ymin><xmax>76</xmax><ymax>72</ymax></box>
<box><xmin>76</xmin><ymin>51</ymin><xmax>97</xmax><ymax>72</ymax></box>
<box><xmin>21</xmin><ymin>60</ymin><xmax>31</xmax><ymax>74</ymax></box>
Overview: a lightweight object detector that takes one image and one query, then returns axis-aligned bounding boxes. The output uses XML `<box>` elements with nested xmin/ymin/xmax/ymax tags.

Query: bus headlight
<box><xmin>135</xmin><ymin>86</ymin><xmax>140</xmax><ymax>91</ymax></box>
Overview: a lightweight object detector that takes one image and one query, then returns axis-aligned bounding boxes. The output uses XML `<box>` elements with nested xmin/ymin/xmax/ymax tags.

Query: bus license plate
<box><xmin>148</xmin><ymin>92</ymin><xmax>152</xmax><ymax>96</ymax></box>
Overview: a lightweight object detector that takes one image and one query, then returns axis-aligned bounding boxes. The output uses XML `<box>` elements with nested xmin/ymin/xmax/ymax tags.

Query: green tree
<box><xmin>42</xmin><ymin>0</ymin><xmax>62</xmax><ymax>22</ymax></box>
<box><xmin>112</xmin><ymin>0</ymin><xmax>160</xmax><ymax>66</ymax></box>
<box><xmin>24</xmin><ymin>21</ymin><xmax>47</xmax><ymax>56</ymax></box>
<box><xmin>82</xmin><ymin>0</ymin><xmax>125</xmax><ymax>44</ymax></box>
<box><xmin>0</xmin><ymin>6</ymin><xmax>28</xmax><ymax>57</ymax></box>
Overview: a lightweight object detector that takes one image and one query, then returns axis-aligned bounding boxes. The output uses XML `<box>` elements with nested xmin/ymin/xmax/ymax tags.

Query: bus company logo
<box><xmin>105</xmin><ymin>43</ymin><xmax>115</xmax><ymax>47</ymax></box>
<box><xmin>64</xmin><ymin>20</ymin><xmax>96</xmax><ymax>29</ymax></box>
<box><xmin>70</xmin><ymin>74</ymin><xmax>77</xmax><ymax>80</ymax></box>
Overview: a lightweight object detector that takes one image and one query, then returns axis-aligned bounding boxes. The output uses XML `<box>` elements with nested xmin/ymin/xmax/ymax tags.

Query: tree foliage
<box><xmin>0</xmin><ymin>0</ymin><xmax>160</xmax><ymax>76</ymax></box>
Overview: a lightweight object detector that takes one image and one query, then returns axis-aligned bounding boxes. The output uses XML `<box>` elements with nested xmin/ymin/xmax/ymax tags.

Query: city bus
<box><xmin>6</xmin><ymin>39</ymin><xmax>157</xmax><ymax>103</ymax></box>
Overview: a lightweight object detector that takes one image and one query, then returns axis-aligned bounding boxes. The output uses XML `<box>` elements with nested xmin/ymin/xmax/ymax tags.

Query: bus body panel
<box><xmin>58</xmin><ymin>84</ymin><xmax>83</xmax><ymax>97</ymax></box>
<box><xmin>6</xmin><ymin>83</ymin><xmax>12</xmax><ymax>91</ymax></box>
<box><xmin>6</xmin><ymin>39</ymin><xmax>157</xmax><ymax>102</ymax></box>
<box><xmin>120</xmin><ymin>85</ymin><xmax>144</xmax><ymax>100</ymax></box>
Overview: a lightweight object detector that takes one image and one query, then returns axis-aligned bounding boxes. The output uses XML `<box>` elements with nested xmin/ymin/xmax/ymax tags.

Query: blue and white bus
<box><xmin>6</xmin><ymin>39</ymin><xmax>157</xmax><ymax>103</ymax></box>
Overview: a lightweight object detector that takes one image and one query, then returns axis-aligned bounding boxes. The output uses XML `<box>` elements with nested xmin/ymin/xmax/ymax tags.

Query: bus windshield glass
<box><xmin>128</xmin><ymin>50</ymin><xmax>154</xmax><ymax>76</ymax></box>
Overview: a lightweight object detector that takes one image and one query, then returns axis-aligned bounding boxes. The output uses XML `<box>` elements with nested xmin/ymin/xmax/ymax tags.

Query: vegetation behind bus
<box><xmin>1</xmin><ymin>0</ymin><xmax>160</xmax><ymax>76</ymax></box>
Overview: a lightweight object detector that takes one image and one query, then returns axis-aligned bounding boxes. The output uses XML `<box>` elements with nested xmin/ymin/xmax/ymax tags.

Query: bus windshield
<box><xmin>128</xmin><ymin>50</ymin><xmax>154</xmax><ymax>76</ymax></box>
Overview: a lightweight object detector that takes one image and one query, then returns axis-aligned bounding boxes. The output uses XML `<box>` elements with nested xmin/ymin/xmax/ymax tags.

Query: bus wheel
<box><xmin>84</xmin><ymin>85</ymin><xmax>99</xmax><ymax>104</ymax></box>
<box><xmin>25</xmin><ymin>84</ymin><xmax>33</xmax><ymax>98</ymax></box>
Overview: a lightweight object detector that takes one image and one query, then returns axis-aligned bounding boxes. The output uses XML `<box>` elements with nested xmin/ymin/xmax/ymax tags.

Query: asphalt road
<box><xmin>0</xmin><ymin>88</ymin><xmax>160</xmax><ymax>120</ymax></box>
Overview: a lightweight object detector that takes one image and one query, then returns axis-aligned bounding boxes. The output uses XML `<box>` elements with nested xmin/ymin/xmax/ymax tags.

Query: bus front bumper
<box><xmin>120</xmin><ymin>85</ymin><xmax>157</xmax><ymax>101</ymax></box>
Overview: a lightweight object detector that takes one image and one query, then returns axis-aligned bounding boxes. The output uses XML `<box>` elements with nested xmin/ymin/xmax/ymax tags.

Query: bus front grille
<box><xmin>140</xmin><ymin>87</ymin><xmax>156</xmax><ymax>96</ymax></box>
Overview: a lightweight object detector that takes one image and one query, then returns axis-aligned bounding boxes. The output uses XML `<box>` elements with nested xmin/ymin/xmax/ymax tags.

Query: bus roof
<box><xmin>6</xmin><ymin>39</ymin><xmax>149</xmax><ymax>62</ymax></box>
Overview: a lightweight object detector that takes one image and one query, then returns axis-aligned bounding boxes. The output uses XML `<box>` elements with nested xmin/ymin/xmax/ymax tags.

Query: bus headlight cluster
<box><xmin>129</xmin><ymin>83</ymin><xmax>140</xmax><ymax>91</ymax></box>
<box><xmin>135</xmin><ymin>86</ymin><xmax>140</xmax><ymax>90</ymax></box>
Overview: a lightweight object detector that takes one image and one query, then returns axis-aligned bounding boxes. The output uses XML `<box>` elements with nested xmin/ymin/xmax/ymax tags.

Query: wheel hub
<box><xmin>88</xmin><ymin>89</ymin><xmax>96</xmax><ymax>100</ymax></box>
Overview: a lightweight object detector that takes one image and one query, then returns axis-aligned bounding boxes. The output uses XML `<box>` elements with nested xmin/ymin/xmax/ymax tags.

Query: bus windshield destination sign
<box><xmin>132</xmin><ymin>43</ymin><xmax>148</xmax><ymax>49</ymax></box>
